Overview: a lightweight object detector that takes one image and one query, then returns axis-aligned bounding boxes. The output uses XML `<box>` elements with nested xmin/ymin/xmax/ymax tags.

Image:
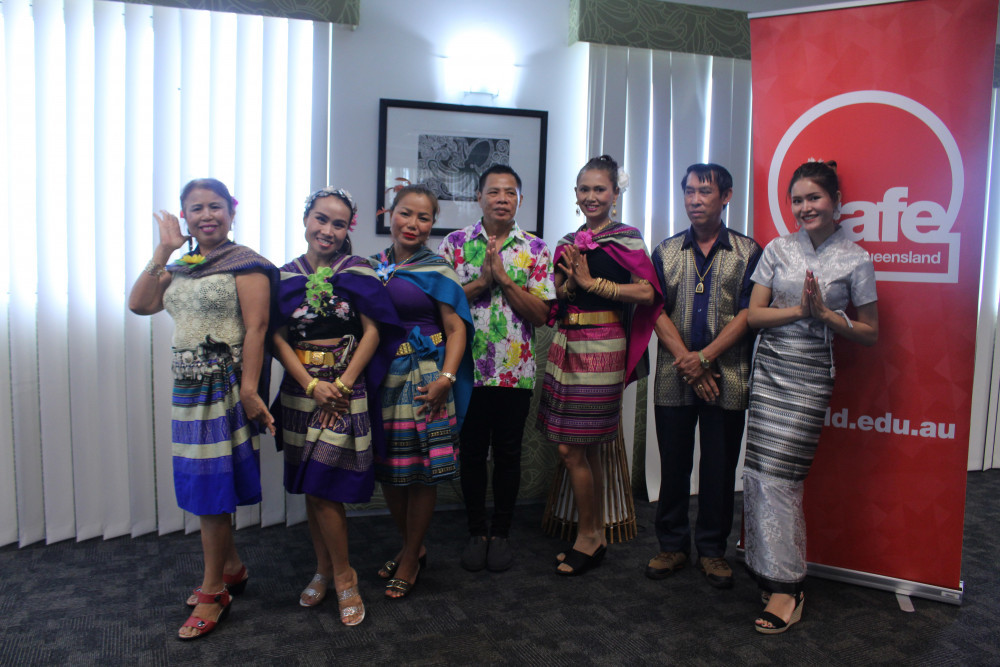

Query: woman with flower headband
<box><xmin>370</xmin><ymin>184</ymin><xmax>473</xmax><ymax>599</ymax></box>
<box><xmin>744</xmin><ymin>160</ymin><xmax>878</xmax><ymax>634</ymax></box>
<box><xmin>538</xmin><ymin>155</ymin><xmax>662</xmax><ymax>575</ymax></box>
<box><xmin>270</xmin><ymin>186</ymin><xmax>401</xmax><ymax>625</ymax></box>
<box><xmin>128</xmin><ymin>178</ymin><xmax>277</xmax><ymax>640</ymax></box>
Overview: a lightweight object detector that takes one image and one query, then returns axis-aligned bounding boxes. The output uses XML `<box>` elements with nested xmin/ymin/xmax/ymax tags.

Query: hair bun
<box><xmin>825</xmin><ymin>160</ymin><xmax>838</xmax><ymax>172</ymax></box>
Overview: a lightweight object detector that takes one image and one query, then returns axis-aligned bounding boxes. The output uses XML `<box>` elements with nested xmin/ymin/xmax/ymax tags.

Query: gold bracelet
<box><xmin>591</xmin><ymin>277</ymin><xmax>619</xmax><ymax>301</ymax></box>
<box><xmin>144</xmin><ymin>259</ymin><xmax>166</xmax><ymax>278</ymax></box>
<box><xmin>334</xmin><ymin>377</ymin><xmax>353</xmax><ymax>396</ymax></box>
<box><xmin>595</xmin><ymin>278</ymin><xmax>608</xmax><ymax>299</ymax></box>
<box><xmin>305</xmin><ymin>378</ymin><xmax>320</xmax><ymax>397</ymax></box>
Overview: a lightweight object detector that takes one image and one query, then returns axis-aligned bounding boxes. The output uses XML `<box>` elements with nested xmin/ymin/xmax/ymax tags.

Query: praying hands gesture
<box><xmin>486</xmin><ymin>237</ymin><xmax>514</xmax><ymax>289</ymax></box>
<box><xmin>748</xmin><ymin>270</ymin><xmax>878</xmax><ymax>346</ymax></box>
<box><xmin>479</xmin><ymin>237</ymin><xmax>495</xmax><ymax>286</ymax></box>
<box><xmin>463</xmin><ymin>236</ymin><xmax>505</xmax><ymax>301</ymax></box>
<box><xmin>803</xmin><ymin>270</ymin><xmax>830</xmax><ymax>320</ymax></box>
<box><xmin>558</xmin><ymin>245</ymin><xmax>593</xmax><ymax>292</ymax></box>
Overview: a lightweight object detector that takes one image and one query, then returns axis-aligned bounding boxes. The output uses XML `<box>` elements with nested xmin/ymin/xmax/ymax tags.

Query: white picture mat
<box><xmin>382</xmin><ymin>105</ymin><xmax>544</xmax><ymax>235</ymax></box>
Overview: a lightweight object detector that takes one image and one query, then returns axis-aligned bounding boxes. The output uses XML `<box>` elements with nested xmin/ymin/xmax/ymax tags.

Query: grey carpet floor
<box><xmin>1</xmin><ymin>470</ymin><xmax>998</xmax><ymax>666</ymax></box>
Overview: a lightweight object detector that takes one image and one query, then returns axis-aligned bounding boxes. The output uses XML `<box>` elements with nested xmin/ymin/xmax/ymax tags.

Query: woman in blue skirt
<box><xmin>129</xmin><ymin>178</ymin><xmax>277</xmax><ymax>640</ymax></box>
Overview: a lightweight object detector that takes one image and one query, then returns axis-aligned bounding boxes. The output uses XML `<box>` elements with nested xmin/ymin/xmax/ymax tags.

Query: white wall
<box><xmin>328</xmin><ymin>0</ymin><xmax>590</xmax><ymax>254</ymax></box>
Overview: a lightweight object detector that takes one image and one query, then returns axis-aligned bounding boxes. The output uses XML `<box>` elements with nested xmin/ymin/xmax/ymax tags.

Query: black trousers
<box><xmin>459</xmin><ymin>386</ymin><xmax>532</xmax><ymax>537</ymax></box>
<box><xmin>653</xmin><ymin>404</ymin><xmax>746</xmax><ymax>558</ymax></box>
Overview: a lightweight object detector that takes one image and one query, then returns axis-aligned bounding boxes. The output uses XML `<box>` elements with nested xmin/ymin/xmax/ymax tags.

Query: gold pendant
<box><xmin>695</xmin><ymin>282</ymin><xmax>704</xmax><ymax>294</ymax></box>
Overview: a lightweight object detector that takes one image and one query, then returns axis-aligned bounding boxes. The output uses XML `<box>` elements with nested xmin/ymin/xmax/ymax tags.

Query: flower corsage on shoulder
<box><xmin>172</xmin><ymin>253</ymin><xmax>207</xmax><ymax>268</ymax></box>
<box><xmin>574</xmin><ymin>229</ymin><xmax>600</xmax><ymax>251</ymax></box>
<box><xmin>304</xmin><ymin>266</ymin><xmax>335</xmax><ymax>315</ymax></box>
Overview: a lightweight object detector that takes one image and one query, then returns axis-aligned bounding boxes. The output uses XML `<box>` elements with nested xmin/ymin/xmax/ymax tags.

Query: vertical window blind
<box><xmin>585</xmin><ymin>44</ymin><xmax>754</xmax><ymax>500</ymax></box>
<box><xmin>0</xmin><ymin>0</ymin><xmax>330</xmax><ymax>547</ymax></box>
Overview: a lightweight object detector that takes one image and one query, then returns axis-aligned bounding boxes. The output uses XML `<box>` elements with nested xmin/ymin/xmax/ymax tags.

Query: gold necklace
<box><xmin>587</xmin><ymin>219</ymin><xmax>613</xmax><ymax>235</ymax></box>
<box><xmin>693</xmin><ymin>249</ymin><xmax>718</xmax><ymax>294</ymax></box>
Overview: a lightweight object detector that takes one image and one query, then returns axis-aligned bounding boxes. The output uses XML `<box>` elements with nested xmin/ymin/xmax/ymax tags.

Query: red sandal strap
<box><xmin>192</xmin><ymin>588</ymin><xmax>231</xmax><ymax>606</ymax></box>
<box><xmin>223</xmin><ymin>565</ymin><xmax>247</xmax><ymax>585</ymax></box>
<box><xmin>181</xmin><ymin>615</ymin><xmax>218</xmax><ymax>631</ymax></box>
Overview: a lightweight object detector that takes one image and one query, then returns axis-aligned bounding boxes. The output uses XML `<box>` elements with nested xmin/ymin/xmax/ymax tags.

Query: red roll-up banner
<box><xmin>749</xmin><ymin>0</ymin><xmax>997</xmax><ymax>600</ymax></box>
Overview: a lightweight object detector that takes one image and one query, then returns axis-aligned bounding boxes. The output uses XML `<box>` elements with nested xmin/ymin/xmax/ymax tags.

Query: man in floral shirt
<box><xmin>439</xmin><ymin>164</ymin><xmax>555</xmax><ymax>572</ymax></box>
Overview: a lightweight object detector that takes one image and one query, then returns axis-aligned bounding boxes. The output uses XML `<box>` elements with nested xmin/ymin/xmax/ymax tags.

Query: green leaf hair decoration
<box><xmin>305</xmin><ymin>266</ymin><xmax>334</xmax><ymax>314</ymax></box>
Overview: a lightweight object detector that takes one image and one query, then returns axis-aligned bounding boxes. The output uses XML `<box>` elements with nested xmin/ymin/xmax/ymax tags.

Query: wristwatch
<box><xmin>441</xmin><ymin>372</ymin><xmax>458</xmax><ymax>384</ymax></box>
<box><xmin>698</xmin><ymin>351</ymin><xmax>711</xmax><ymax>370</ymax></box>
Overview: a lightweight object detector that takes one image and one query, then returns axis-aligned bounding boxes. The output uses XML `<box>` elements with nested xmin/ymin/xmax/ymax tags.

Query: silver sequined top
<box><xmin>752</xmin><ymin>227</ymin><xmax>877</xmax><ymax>339</ymax></box>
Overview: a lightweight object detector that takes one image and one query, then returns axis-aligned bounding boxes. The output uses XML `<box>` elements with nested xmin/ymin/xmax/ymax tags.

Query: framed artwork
<box><xmin>376</xmin><ymin>98</ymin><xmax>548</xmax><ymax>237</ymax></box>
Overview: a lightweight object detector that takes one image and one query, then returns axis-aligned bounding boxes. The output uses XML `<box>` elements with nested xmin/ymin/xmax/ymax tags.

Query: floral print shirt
<box><xmin>438</xmin><ymin>220</ymin><xmax>555</xmax><ymax>389</ymax></box>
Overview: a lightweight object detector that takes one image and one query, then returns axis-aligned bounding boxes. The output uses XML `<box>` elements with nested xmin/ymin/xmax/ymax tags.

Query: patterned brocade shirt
<box><xmin>652</xmin><ymin>225</ymin><xmax>762</xmax><ymax>411</ymax></box>
<box><xmin>438</xmin><ymin>220</ymin><xmax>556</xmax><ymax>389</ymax></box>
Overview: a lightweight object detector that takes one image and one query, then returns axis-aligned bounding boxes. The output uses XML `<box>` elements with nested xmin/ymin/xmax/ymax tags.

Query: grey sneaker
<box><xmin>645</xmin><ymin>551</ymin><xmax>687</xmax><ymax>580</ymax></box>
<box><xmin>460</xmin><ymin>536</ymin><xmax>488</xmax><ymax>572</ymax></box>
<box><xmin>486</xmin><ymin>536</ymin><xmax>513</xmax><ymax>572</ymax></box>
<box><xmin>698</xmin><ymin>556</ymin><xmax>734</xmax><ymax>589</ymax></box>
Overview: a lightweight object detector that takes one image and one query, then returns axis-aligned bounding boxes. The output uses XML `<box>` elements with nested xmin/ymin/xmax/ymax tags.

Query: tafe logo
<box><xmin>769</xmin><ymin>91</ymin><xmax>963</xmax><ymax>283</ymax></box>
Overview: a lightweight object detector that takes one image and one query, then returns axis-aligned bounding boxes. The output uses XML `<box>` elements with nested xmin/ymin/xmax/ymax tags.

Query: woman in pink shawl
<box><xmin>538</xmin><ymin>155</ymin><xmax>662</xmax><ymax>575</ymax></box>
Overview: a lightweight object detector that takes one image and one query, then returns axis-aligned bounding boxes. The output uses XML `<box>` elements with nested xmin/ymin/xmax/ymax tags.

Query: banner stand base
<box><xmin>806</xmin><ymin>562</ymin><xmax>963</xmax><ymax>606</ymax></box>
<box><xmin>737</xmin><ymin>549</ymin><xmax>963</xmax><ymax>606</ymax></box>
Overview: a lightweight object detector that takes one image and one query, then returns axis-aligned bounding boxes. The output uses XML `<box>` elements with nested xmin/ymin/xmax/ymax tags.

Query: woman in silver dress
<box><xmin>743</xmin><ymin>160</ymin><xmax>879</xmax><ymax>634</ymax></box>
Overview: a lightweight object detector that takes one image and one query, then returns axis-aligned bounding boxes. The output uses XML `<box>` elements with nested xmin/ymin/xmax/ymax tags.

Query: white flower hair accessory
<box><xmin>304</xmin><ymin>186</ymin><xmax>358</xmax><ymax>231</ymax></box>
<box><xmin>617</xmin><ymin>170</ymin><xmax>630</xmax><ymax>193</ymax></box>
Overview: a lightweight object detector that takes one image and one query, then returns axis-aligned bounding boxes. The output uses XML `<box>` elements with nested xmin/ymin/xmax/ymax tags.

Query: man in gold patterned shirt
<box><xmin>646</xmin><ymin>163</ymin><xmax>762</xmax><ymax>589</ymax></box>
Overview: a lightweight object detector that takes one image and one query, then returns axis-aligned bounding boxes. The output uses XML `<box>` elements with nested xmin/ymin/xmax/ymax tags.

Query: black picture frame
<box><xmin>376</xmin><ymin>98</ymin><xmax>548</xmax><ymax>237</ymax></box>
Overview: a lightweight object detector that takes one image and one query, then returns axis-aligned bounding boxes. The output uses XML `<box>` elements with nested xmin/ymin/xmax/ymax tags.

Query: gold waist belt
<box><xmin>295</xmin><ymin>347</ymin><xmax>339</xmax><ymax>367</ymax></box>
<box><xmin>396</xmin><ymin>332</ymin><xmax>444</xmax><ymax>357</ymax></box>
<box><xmin>561</xmin><ymin>310</ymin><xmax>621</xmax><ymax>326</ymax></box>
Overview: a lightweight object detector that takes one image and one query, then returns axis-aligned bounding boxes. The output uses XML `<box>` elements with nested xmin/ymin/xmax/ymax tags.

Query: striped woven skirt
<box><xmin>171</xmin><ymin>341</ymin><xmax>261</xmax><ymax>516</ymax></box>
<box><xmin>537</xmin><ymin>320</ymin><xmax>626</xmax><ymax>446</ymax></box>
<box><xmin>743</xmin><ymin>331</ymin><xmax>834</xmax><ymax>592</ymax></box>
<box><xmin>277</xmin><ymin>340</ymin><xmax>374</xmax><ymax>504</ymax></box>
<box><xmin>375</xmin><ymin>344</ymin><xmax>459</xmax><ymax>486</ymax></box>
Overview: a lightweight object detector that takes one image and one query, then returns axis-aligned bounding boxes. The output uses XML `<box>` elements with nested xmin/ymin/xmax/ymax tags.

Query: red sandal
<box><xmin>178</xmin><ymin>588</ymin><xmax>231</xmax><ymax>640</ymax></box>
<box><xmin>186</xmin><ymin>565</ymin><xmax>248</xmax><ymax>607</ymax></box>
